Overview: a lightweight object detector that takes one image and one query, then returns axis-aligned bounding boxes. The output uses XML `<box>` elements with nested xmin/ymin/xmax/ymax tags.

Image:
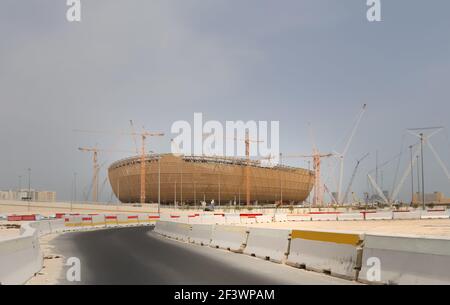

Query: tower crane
<box><xmin>342</xmin><ymin>152</ymin><xmax>369</xmax><ymax>204</ymax></box>
<box><xmin>234</xmin><ymin>131</ymin><xmax>264</xmax><ymax>206</ymax></box>
<box><xmin>284</xmin><ymin>150</ymin><xmax>334</xmax><ymax>206</ymax></box>
<box><xmin>333</xmin><ymin>104</ymin><xmax>367</xmax><ymax>204</ymax></box>
<box><xmin>74</xmin><ymin>127</ymin><xmax>165</xmax><ymax>204</ymax></box>
<box><xmin>78</xmin><ymin>147</ymin><xmax>135</xmax><ymax>202</ymax></box>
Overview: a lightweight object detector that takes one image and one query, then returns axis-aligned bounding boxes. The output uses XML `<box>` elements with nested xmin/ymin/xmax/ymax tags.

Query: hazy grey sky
<box><xmin>1</xmin><ymin>0</ymin><xmax>450</xmax><ymax>202</ymax></box>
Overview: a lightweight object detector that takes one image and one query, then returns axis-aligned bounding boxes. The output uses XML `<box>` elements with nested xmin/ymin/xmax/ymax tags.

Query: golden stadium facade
<box><xmin>108</xmin><ymin>154</ymin><xmax>314</xmax><ymax>204</ymax></box>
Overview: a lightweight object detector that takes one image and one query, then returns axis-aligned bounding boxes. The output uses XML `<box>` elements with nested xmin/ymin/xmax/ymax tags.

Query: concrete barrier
<box><xmin>244</xmin><ymin>228</ymin><xmax>290</xmax><ymax>263</ymax></box>
<box><xmin>127</xmin><ymin>215</ymin><xmax>139</xmax><ymax>225</ymax></box>
<box><xmin>210</xmin><ymin>225</ymin><xmax>248</xmax><ymax>253</ymax></box>
<box><xmin>200</xmin><ymin>214</ymin><xmax>215</xmax><ymax>224</ymax></box>
<box><xmin>337</xmin><ymin>213</ymin><xmax>364</xmax><ymax>221</ymax></box>
<box><xmin>92</xmin><ymin>215</ymin><xmax>106</xmax><ymax>226</ymax></box>
<box><xmin>64</xmin><ymin>215</ymin><xmax>82</xmax><ymax>227</ymax></box>
<box><xmin>287</xmin><ymin>230</ymin><xmax>364</xmax><ymax>280</ymax></box>
<box><xmin>188</xmin><ymin>224</ymin><xmax>214</xmax><ymax>246</ymax></box>
<box><xmin>117</xmin><ymin>214</ymin><xmax>129</xmax><ymax>225</ymax></box>
<box><xmin>0</xmin><ymin>223</ymin><xmax>42</xmax><ymax>285</ymax></box>
<box><xmin>224</xmin><ymin>214</ymin><xmax>241</xmax><ymax>225</ymax></box>
<box><xmin>256</xmin><ymin>215</ymin><xmax>273</xmax><ymax>223</ymax></box>
<box><xmin>274</xmin><ymin>213</ymin><xmax>288</xmax><ymax>222</ymax></box>
<box><xmin>359</xmin><ymin>234</ymin><xmax>450</xmax><ymax>285</ymax></box>
<box><xmin>158</xmin><ymin>221</ymin><xmax>191</xmax><ymax>241</ymax></box>
<box><xmin>105</xmin><ymin>215</ymin><xmax>118</xmax><ymax>226</ymax></box>
<box><xmin>364</xmin><ymin>211</ymin><xmax>393</xmax><ymax>220</ymax></box>
<box><xmin>154</xmin><ymin>221</ymin><xmax>169</xmax><ymax>235</ymax></box>
<box><xmin>287</xmin><ymin>214</ymin><xmax>311</xmax><ymax>222</ymax></box>
<box><xmin>420</xmin><ymin>209</ymin><xmax>449</xmax><ymax>219</ymax></box>
<box><xmin>81</xmin><ymin>216</ymin><xmax>93</xmax><ymax>227</ymax></box>
<box><xmin>240</xmin><ymin>217</ymin><xmax>256</xmax><ymax>224</ymax></box>
<box><xmin>392</xmin><ymin>210</ymin><xmax>422</xmax><ymax>220</ymax></box>
<box><xmin>310</xmin><ymin>213</ymin><xmax>338</xmax><ymax>221</ymax></box>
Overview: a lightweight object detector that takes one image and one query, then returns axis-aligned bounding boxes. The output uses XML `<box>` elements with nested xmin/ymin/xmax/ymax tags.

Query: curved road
<box><xmin>52</xmin><ymin>226</ymin><xmax>354</xmax><ymax>285</ymax></box>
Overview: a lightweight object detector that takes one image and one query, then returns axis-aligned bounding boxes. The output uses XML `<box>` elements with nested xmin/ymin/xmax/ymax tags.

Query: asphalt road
<box><xmin>52</xmin><ymin>226</ymin><xmax>355</xmax><ymax>285</ymax></box>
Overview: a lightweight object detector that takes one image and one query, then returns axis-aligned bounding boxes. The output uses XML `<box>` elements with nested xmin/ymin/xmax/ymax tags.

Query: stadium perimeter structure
<box><xmin>108</xmin><ymin>154</ymin><xmax>314</xmax><ymax>205</ymax></box>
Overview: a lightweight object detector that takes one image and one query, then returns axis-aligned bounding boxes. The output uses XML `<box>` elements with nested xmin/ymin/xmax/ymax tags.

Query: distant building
<box><xmin>0</xmin><ymin>189</ymin><xmax>56</xmax><ymax>202</ymax></box>
<box><xmin>413</xmin><ymin>192</ymin><xmax>450</xmax><ymax>205</ymax></box>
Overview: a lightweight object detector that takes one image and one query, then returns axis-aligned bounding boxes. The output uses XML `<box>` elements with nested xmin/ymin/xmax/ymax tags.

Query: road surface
<box><xmin>52</xmin><ymin>226</ymin><xmax>355</xmax><ymax>285</ymax></box>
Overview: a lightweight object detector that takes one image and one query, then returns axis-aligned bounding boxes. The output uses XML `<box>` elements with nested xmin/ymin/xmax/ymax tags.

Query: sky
<box><xmin>1</xmin><ymin>0</ymin><xmax>450</xmax><ymax>203</ymax></box>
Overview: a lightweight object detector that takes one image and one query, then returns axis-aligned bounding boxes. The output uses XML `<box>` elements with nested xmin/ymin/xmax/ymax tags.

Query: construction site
<box><xmin>2</xmin><ymin>1</ymin><xmax>450</xmax><ymax>289</ymax></box>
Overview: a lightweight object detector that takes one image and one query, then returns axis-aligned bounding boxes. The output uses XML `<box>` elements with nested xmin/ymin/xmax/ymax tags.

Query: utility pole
<box><xmin>420</xmin><ymin>133</ymin><xmax>425</xmax><ymax>210</ymax></box>
<box><xmin>280</xmin><ymin>153</ymin><xmax>283</xmax><ymax>204</ymax></box>
<box><xmin>416</xmin><ymin>155</ymin><xmax>421</xmax><ymax>199</ymax></box>
<box><xmin>174</xmin><ymin>180</ymin><xmax>177</xmax><ymax>208</ymax></box>
<box><xmin>409</xmin><ymin>145</ymin><xmax>414</xmax><ymax>204</ymax></box>
<box><xmin>27</xmin><ymin>168</ymin><xmax>31</xmax><ymax>212</ymax></box>
<box><xmin>27</xmin><ymin>168</ymin><xmax>31</xmax><ymax>200</ymax></box>
<box><xmin>158</xmin><ymin>154</ymin><xmax>161</xmax><ymax>215</ymax></box>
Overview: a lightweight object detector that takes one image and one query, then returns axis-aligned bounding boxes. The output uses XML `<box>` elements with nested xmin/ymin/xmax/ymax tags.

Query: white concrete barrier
<box><xmin>154</xmin><ymin>221</ymin><xmax>169</xmax><ymax>235</ymax></box>
<box><xmin>287</xmin><ymin>214</ymin><xmax>311</xmax><ymax>222</ymax></box>
<box><xmin>92</xmin><ymin>215</ymin><xmax>106</xmax><ymax>226</ymax></box>
<box><xmin>160</xmin><ymin>221</ymin><xmax>191</xmax><ymax>241</ymax></box>
<box><xmin>105</xmin><ymin>215</ymin><xmax>118</xmax><ymax>226</ymax></box>
<box><xmin>421</xmin><ymin>209</ymin><xmax>449</xmax><ymax>219</ymax></box>
<box><xmin>364</xmin><ymin>211</ymin><xmax>393</xmax><ymax>220</ymax></box>
<box><xmin>287</xmin><ymin>230</ymin><xmax>364</xmax><ymax>280</ymax></box>
<box><xmin>64</xmin><ymin>215</ymin><xmax>82</xmax><ymax>227</ymax></box>
<box><xmin>240</xmin><ymin>217</ymin><xmax>256</xmax><ymax>225</ymax></box>
<box><xmin>188</xmin><ymin>224</ymin><xmax>214</xmax><ymax>246</ymax></box>
<box><xmin>274</xmin><ymin>213</ymin><xmax>288</xmax><ymax>222</ymax></box>
<box><xmin>81</xmin><ymin>216</ymin><xmax>93</xmax><ymax>227</ymax></box>
<box><xmin>127</xmin><ymin>215</ymin><xmax>139</xmax><ymax>225</ymax></box>
<box><xmin>225</xmin><ymin>214</ymin><xmax>241</xmax><ymax>225</ymax></box>
<box><xmin>337</xmin><ymin>213</ymin><xmax>364</xmax><ymax>221</ymax></box>
<box><xmin>117</xmin><ymin>214</ymin><xmax>129</xmax><ymax>225</ymax></box>
<box><xmin>213</xmin><ymin>215</ymin><xmax>226</xmax><ymax>225</ymax></box>
<box><xmin>359</xmin><ymin>234</ymin><xmax>450</xmax><ymax>285</ymax></box>
<box><xmin>256</xmin><ymin>215</ymin><xmax>273</xmax><ymax>223</ymax></box>
<box><xmin>0</xmin><ymin>223</ymin><xmax>42</xmax><ymax>285</ymax></box>
<box><xmin>200</xmin><ymin>214</ymin><xmax>216</xmax><ymax>224</ymax></box>
<box><xmin>244</xmin><ymin>228</ymin><xmax>290</xmax><ymax>263</ymax></box>
<box><xmin>310</xmin><ymin>213</ymin><xmax>338</xmax><ymax>221</ymax></box>
<box><xmin>392</xmin><ymin>210</ymin><xmax>422</xmax><ymax>220</ymax></box>
<box><xmin>210</xmin><ymin>225</ymin><xmax>248</xmax><ymax>253</ymax></box>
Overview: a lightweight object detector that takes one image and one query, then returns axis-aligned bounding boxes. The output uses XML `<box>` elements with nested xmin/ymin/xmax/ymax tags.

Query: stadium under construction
<box><xmin>108</xmin><ymin>154</ymin><xmax>314</xmax><ymax>205</ymax></box>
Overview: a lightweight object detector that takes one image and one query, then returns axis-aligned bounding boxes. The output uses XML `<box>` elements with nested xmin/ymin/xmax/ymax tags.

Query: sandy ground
<box><xmin>248</xmin><ymin>219</ymin><xmax>450</xmax><ymax>237</ymax></box>
<box><xmin>26</xmin><ymin>233</ymin><xmax>64</xmax><ymax>285</ymax></box>
<box><xmin>0</xmin><ymin>221</ymin><xmax>21</xmax><ymax>239</ymax></box>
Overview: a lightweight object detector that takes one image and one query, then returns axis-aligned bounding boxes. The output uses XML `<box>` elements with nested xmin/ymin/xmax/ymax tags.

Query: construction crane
<box><xmin>234</xmin><ymin>131</ymin><xmax>264</xmax><ymax>206</ymax></box>
<box><xmin>78</xmin><ymin>147</ymin><xmax>135</xmax><ymax>202</ymax></box>
<box><xmin>333</xmin><ymin>104</ymin><xmax>367</xmax><ymax>204</ymax></box>
<box><xmin>129</xmin><ymin>120</ymin><xmax>139</xmax><ymax>155</ymax></box>
<box><xmin>74</xmin><ymin>127</ymin><xmax>165</xmax><ymax>204</ymax></box>
<box><xmin>284</xmin><ymin>150</ymin><xmax>334</xmax><ymax>206</ymax></box>
<box><xmin>342</xmin><ymin>152</ymin><xmax>369</xmax><ymax>204</ymax></box>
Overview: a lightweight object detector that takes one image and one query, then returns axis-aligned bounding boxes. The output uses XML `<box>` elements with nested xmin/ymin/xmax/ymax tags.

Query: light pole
<box><xmin>409</xmin><ymin>145</ymin><xmax>414</xmax><ymax>205</ymax></box>
<box><xmin>416</xmin><ymin>155</ymin><xmax>421</xmax><ymax>199</ymax></box>
<box><xmin>18</xmin><ymin>175</ymin><xmax>22</xmax><ymax>191</ymax></box>
<box><xmin>420</xmin><ymin>133</ymin><xmax>425</xmax><ymax>210</ymax></box>
<box><xmin>158</xmin><ymin>154</ymin><xmax>161</xmax><ymax>215</ymax></box>
<box><xmin>27</xmin><ymin>168</ymin><xmax>31</xmax><ymax>212</ymax></box>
